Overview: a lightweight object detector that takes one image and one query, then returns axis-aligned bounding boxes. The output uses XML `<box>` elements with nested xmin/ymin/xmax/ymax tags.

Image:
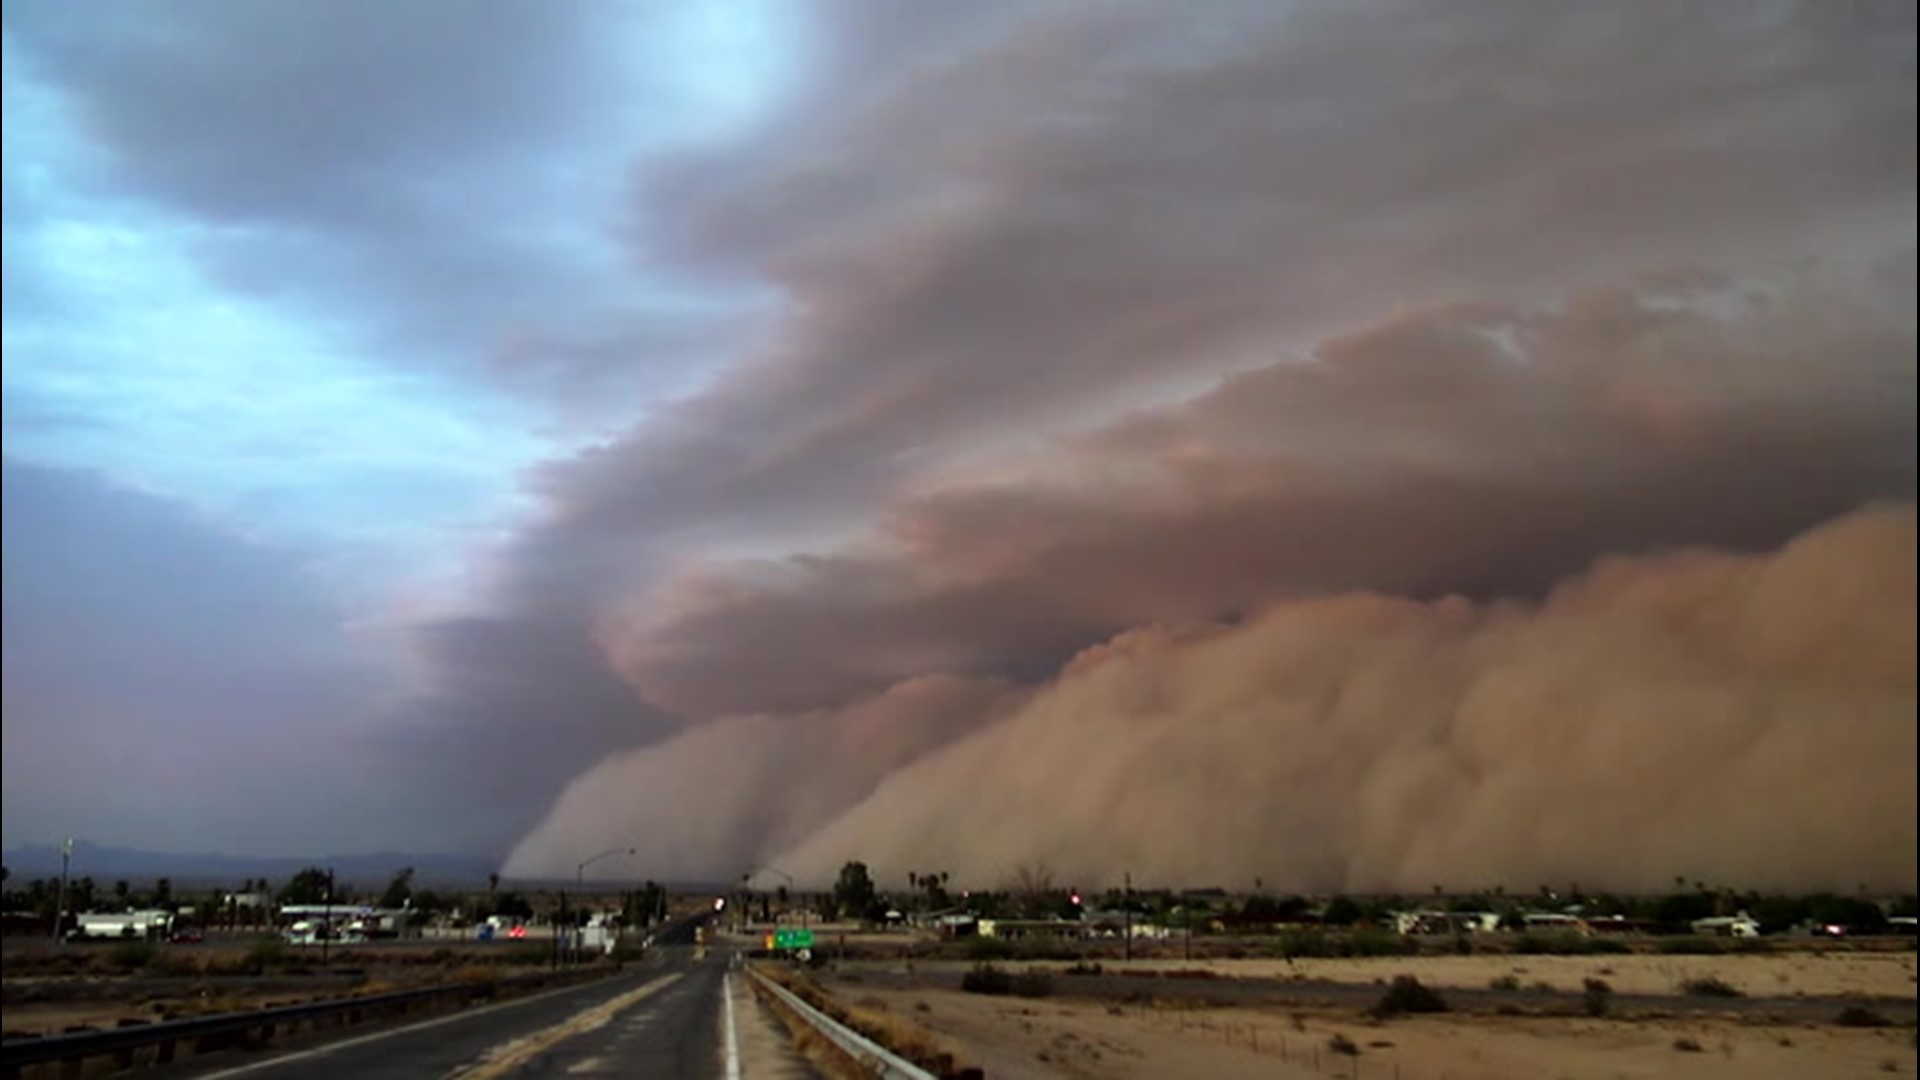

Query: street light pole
<box><xmin>762</xmin><ymin>866</ymin><xmax>799</xmax><ymax>929</ymax></box>
<box><xmin>574</xmin><ymin>847</ymin><xmax>635</xmax><ymax>964</ymax></box>
<box><xmin>322</xmin><ymin>869</ymin><xmax>335</xmax><ymax>970</ymax></box>
<box><xmin>54</xmin><ymin>838</ymin><xmax>73</xmax><ymax>945</ymax></box>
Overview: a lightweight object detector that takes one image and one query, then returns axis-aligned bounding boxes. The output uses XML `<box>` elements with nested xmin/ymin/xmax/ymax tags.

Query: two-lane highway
<box><xmin>165</xmin><ymin>944</ymin><xmax>813</xmax><ymax>1080</ymax></box>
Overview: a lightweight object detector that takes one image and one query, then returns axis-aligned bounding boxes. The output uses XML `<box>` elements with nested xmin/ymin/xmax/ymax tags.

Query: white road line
<box><xmin>194</xmin><ymin>975</ymin><xmax>634</xmax><ymax>1080</ymax></box>
<box><xmin>723</xmin><ymin>972</ymin><xmax>743</xmax><ymax>1080</ymax></box>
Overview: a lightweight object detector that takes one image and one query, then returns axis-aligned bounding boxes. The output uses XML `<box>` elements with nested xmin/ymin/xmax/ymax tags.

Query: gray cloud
<box><xmin>543</xmin><ymin>0</ymin><xmax>1913</xmax><ymax>562</ymax></box>
<box><xmin>598</xmin><ymin>274</ymin><xmax>1915</xmax><ymax>718</ymax></box>
<box><xmin>2</xmin><ymin>0</ymin><xmax>738</xmax><ymax>412</ymax></box>
<box><xmin>14</xmin><ymin>1</ymin><xmax>1911</xmax><ymax>873</ymax></box>
<box><xmin>0</xmin><ymin>462</ymin><xmax>397</xmax><ymax>853</ymax></box>
<box><xmin>480</xmin><ymin>2</ymin><xmax>1916</xmax><ymax>872</ymax></box>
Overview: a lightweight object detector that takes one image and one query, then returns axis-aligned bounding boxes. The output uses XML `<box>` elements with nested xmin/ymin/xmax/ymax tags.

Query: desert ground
<box><xmin>792</xmin><ymin>946</ymin><xmax>1919</xmax><ymax>1079</ymax></box>
<box><xmin>0</xmin><ymin>936</ymin><xmax>587</xmax><ymax>1040</ymax></box>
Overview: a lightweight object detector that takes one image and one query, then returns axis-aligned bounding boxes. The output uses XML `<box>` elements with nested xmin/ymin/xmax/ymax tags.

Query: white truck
<box><xmin>73</xmin><ymin>910</ymin><xmax>174</xmax><ymax>941</ymax></box>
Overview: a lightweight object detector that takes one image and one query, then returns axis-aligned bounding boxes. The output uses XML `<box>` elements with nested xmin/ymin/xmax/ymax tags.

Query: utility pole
<box><xmin>1124</xmin><ymin>872</ymin><xmax>1133</xmax><ymax>963</ymax></box>
<box><xmin>54</xmin><ymin>838</ymin><xmax>73</xmax><ymax>945</ymax></box>
<box><xmin>321</xmin><ymin>869</ymin><xmax>334</xmax><ymax>970</ymax></box>
<box><xmin>576</xmin><ymin>847</ymin><xmax>635</xmax><ymax>965</ymax></box>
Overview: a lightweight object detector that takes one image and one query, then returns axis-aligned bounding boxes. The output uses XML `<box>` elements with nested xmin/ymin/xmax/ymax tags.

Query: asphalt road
<box><xmin>159</xmin><ymin>938</ymin><xmax>814</xmax><ymax>1080</ymax></box>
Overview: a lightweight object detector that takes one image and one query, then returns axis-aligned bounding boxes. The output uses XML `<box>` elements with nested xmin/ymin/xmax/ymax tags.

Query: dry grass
<box><xmin>755</xmin><ymin>963</ymin><xmax>960</xmax><ymax>1074</ymax></box>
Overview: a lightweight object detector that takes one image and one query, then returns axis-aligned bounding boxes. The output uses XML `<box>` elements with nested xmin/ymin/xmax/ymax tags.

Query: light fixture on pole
<box><xmin>577</xmin><ymin>847</ymin><xmax>637</xmax><ymax>891</ymax></box>
<box><xmin>752</xmin><ymin>865</ymin><xmax>801</xmax><ymax>928</ymax></box>
<box><xmin>54</xmin><ymin>838</ymin><xmax>74</xmax><ymax>945</ymax></box>
<box><xmin>574</xmin><ymin>847</ymin><xmax>635</xmax><ymax>963</ymax></box>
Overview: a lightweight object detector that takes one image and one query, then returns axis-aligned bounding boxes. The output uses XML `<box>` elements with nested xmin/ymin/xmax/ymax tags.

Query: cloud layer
<box><xmin>518</xmin><ymin>503</ymin><xmax>1916</xmax><ymax>893</ymax></box>
<box><xmin>490</xmin><ymin>3</ymin><xmax>1917</xmax><ymax>877</ymax></box>
<box><xmin>5</xmin><ymin>2</ymin><xmax>1913</xmax><ymax>868</ymax></box>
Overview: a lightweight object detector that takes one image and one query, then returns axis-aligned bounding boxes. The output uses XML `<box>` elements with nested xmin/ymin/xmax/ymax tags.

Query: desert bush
<box><xmin>1276</xmin><ymin>929</ymin><xmax>1335</xmax><ymax>959</ymax></box>
<box><xmin>1010</xmin><ymin>970</ymin><xmax>1054</xmax><ymax>998</ymax></box>
<box><xmin>966</xmin><ymin>938</ymin><xmax>1014</xmax><ymax>961</ymax></box>
<box><xmin>498</xmin><ymin>943</ymin><xmax>551</xmax><ymax>966</ymax></box>
<box><xmin>1369</xmin><ymin>975</ymin><xmax>1449</xmax><ymax>1018</ymax></box>
<box><xmin>1064</xmin><ymin>960</ymin><xmax>1104</xmax><ymax>976</ymax></box>
<box><xmin>144</xmin><ymin>951</ymin><xmax>202</xmax><ymax>977</ymax></box>
<box><xmin>1327</xmin><ymin>1033</ymin><xmax>1361</xmax><ymax>1056</ymax></box>
<box><xmin>1011</xmin><ymin>939</ymin><xmax>1081</xmax><ymax>962</ymax></box>
<box><xmin>108</xmin><ymin>941</ymin><xmax>158</xmax><ymax>972</ymax></box>
<box><xmin>1345</xmin><ymin>929</ymin><xmax>1413</xmax><ymax>958</ymax></box>
<box><xmin>1582</xmin><ymin>977</ymin><xmax>1613</xmax><ymax>1017</ymax></box>
<box><xmin>1488</xmin><ymin>974</ymin><xmax>1521</xmax><ymax>991</ymax></box>
<box><xmin>961</xmin><ymin>963</ymin><xmax>1013</xmax><ymax>995</ymax></box>
<box><xmin>1673</xmin><ymin>1036</ymin><xmax>1705</xmax><ymax>1052</ymax></box>
<box><xmin>1679</xmin><ymin>976</ymin><xmax>1743</xmax><ymax>998</ymax></box>
<box><xmin>1835</xmin><ymin>1006</ymin><xmax>1892</xmax><ymax>1028</ymax></box>
<box><xmin>238</xmin><ymin>939</ymin><xmax>289</xmax><ymax>975</ymax></box>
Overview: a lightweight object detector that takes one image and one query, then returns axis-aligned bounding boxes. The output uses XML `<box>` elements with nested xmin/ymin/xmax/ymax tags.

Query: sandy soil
<box><xmin>810</xmin><ymin>950</ymin><xmax>1918</xmax><ymax>1079</ymax></box>
<box><xmin>1</xmin><ymin>993</ymin><xmax>295</xmax><ymax>1038</ymax></box>
<box><xmin>1077</xmin><ymin>951</ymin><xmax>1920</xmax><ymax>999</ymax></box>
<box><xmin>866</xmin><ymin>988</ymin><xmax>1917</xmax><ymax>1079</ymax></box>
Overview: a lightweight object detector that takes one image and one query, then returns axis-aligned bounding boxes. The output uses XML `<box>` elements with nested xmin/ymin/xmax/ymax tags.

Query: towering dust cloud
<box><xmin>512</xmin><ymin>505</ymin><xmax>1916</xmax><ymax>891</ymax></box>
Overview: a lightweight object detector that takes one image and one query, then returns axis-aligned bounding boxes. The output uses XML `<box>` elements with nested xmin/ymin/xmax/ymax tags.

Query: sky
<box><xmin>2</xmin><ymin>1</ymin><xmax>1914</xmax><ymax>892</ymax></box>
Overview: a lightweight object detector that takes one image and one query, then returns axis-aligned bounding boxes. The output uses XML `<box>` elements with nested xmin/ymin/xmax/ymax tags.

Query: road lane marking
<box><xmin>723</xmin><ymin>973</ymin><xmax>743</xmax><ymax>1080</ymax></box>
<box><xmin>443</xmin><ymin>973</ymin><xmax>683</xmax><ymax>1080</ymax></box>
<box><xmin>194</xmin><ymin>975</ymin><xmax>645</xmax><ymax>1080</ymax></box>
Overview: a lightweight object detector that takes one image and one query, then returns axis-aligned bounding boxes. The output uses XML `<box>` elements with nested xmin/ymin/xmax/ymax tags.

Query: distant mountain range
<box><xmin>1</xmin><ymin>842</ymin><xmax>499</xmax><ymax>888</ymax></box>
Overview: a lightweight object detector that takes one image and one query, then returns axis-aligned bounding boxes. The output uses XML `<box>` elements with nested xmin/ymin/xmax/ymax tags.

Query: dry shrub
<box><xmin>1835</xmin><ymin>1006</ymin><xmax>1892</xmax><ymax>1028</ymax></box>
<box><xmin>1679</xmin><ymin>976</ymin><xmax>1743</xmax><ymax>998</ymax></box>
<box><xmin>1582</xmin><ymin>977</ymin><xmax>1613</xmax><ymax>1017</ymax></box>
<box><xmin>1368</xmin><ymin>975</ymin><xmax>1449</xmax><ymax>1018</ymax></box>
<box><xmin>962</xmin><ymin>964</ymin><xmax>1013</xmax><ymax>995</ymax></box>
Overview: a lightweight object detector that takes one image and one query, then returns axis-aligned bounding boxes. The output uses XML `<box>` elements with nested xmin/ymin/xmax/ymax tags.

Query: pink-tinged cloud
<box><xmin>759</xmin><ymin>504</ymin><xmax>1915</xmax><ymax>892</ymax></box>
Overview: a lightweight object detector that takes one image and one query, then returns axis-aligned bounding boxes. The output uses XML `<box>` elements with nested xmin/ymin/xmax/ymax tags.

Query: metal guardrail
<box><xmin>0</xmin><ymin>966</ymin><xmax>615</xmax><ymax>1077</ymax></box>
<box><xmin>745</xmin><ymin>966</ymin><xmax>935</xmax><ymax>1080</ymax></box>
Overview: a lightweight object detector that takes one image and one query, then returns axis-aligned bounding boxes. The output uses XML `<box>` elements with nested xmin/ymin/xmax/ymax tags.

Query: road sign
<box><xmin>771</xmin><ymin>927</ymin><xmax>815</xmax><ymax>951</ymax></box>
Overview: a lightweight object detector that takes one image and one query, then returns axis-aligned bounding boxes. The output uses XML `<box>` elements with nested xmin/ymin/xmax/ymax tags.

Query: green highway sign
<box><xmin>771</xmin><ymin>928</ymin><xmax>815</xmax><ymax>950</ymax></box>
